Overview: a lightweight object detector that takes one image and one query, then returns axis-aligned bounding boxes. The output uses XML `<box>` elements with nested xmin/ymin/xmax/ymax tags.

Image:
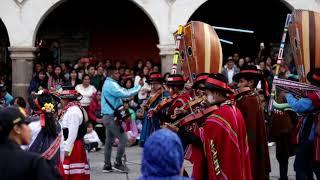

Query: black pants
<box><xmin>85</xmin><ymin>142</ymin><xmax>99</xmax><ymax>151</ymax></box>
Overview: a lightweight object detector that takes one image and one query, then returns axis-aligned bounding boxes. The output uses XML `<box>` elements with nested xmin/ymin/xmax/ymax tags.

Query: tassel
<box><xmin>40</xmin><ymin>113</ymin><xmax>45</xmax><ymax>127</ymax></box>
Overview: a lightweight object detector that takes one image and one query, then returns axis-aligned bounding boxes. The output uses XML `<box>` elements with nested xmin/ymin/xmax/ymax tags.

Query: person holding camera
<box><xmin>101</xmin><ymin>66</ymin><xmax>143</xmax><ymax>173</ymax></box>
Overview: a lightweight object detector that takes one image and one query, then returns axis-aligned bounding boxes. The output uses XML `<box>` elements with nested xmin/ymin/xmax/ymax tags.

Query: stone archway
<box><xmin>34</xmin><ymin>0</ymin><xmax>160</xmax><ymax>67</ymax></box>
<box><xmin>0</xmin><ymin>19</ymin><xmax>11</xmax><ymax>93</ymax></box>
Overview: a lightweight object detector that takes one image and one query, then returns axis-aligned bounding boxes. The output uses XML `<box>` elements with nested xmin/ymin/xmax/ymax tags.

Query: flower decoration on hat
<box><xmin>41</xmin><ymin>103</ymin><xmax>55</xmax><ymax>113</ymax></box>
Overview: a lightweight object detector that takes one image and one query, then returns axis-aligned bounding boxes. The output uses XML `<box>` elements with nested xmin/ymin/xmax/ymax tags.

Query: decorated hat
<box><xmin>58</xmin><ymin>86</ymin><xmax>82</xmax><ymax>100</ymax></box>
<box><xmin>165</xmin><ymin>74</ymin><xmax>185</xmax><ymax>86</ymax></box>
<box><xmin>307</xmin><ymin>68</ymin><xmax>320</xmax><ymax>87</ymax></box>
<box><xmin>233</xmin><ymin>65</ymin><xmax>264</xmax><ymax>82</ymax></box>
<box><xmin>192</xmin><ymin>73</ymin><xmax>209</xmax><ymax>89</ymax></box>
<box><xmin>146</xmin><ymin>72</ymin><xmax>163</xmax><ymax>84</ymax></box>
<box><xmin>204</xmin><ymin>73</ymin><xmax>233</xmax><ymax>94</ymax></box>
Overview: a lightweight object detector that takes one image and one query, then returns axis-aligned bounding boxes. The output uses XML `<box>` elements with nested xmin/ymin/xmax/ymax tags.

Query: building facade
<box><xmin>0</xmin><ymin>0</ymin><xmax>320</xmax><ymax>98</ymax></box>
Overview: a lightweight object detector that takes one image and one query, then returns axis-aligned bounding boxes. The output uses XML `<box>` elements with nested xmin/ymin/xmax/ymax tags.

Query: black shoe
<box><xmin>102</xmin><ymin>163</ymin><xmax>113</xmax><ymax>173</ymax></box>
<box><xmin>113</xmin><ymin>162</ymin><xmax>129</xmax><ymax>173</ymax></box>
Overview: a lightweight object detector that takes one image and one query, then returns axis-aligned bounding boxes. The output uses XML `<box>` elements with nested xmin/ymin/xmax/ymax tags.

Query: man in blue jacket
<box><xmin>0</xmin><ymin>85</ymin><xmax>13</xmax><ymax>107</ymax></box>
<box><xmin>102</xmin><ymin>66</ymin><xmax>143</xmax><ymax>172</ymax></box>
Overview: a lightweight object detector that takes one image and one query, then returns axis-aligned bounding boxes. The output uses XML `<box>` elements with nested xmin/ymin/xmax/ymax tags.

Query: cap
<box><xmin>0</xmin><ymin>107</ymin><xmax>35</xmax><ymax>137</ymax></box>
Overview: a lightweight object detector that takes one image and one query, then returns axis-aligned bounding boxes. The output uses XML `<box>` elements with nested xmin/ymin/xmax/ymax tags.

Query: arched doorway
<box><xmin>0</xmin><ymin>19</ymin><xmax>11</xmax><ymax>92</ymax></box>
<box><xmin>35</xmin><ymin>0</ymin><xmax>160</xmax><ymax>67</ymax></box>
<box><xmin>189</xmin><ymin>0</ymin><xmax>291</xmax><ymax>62</ymax></box>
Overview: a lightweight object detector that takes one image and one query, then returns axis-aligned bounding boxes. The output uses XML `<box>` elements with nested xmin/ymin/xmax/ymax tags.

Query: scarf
<box><xmin>59</xmin><ymin>101</ymin><xmax>82</xmax><ymax>119</ymax></box>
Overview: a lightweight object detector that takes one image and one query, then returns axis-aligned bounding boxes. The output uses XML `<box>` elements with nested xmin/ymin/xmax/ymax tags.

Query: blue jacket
<box><xmin>101</xmin><ymin>77</ymin><xmax>141</xmax><ymax>115</ymax></box>
<box><xmin>285</xmin><ymin>93</ymin><xmax>314</xmax><ymax>114</ymax></box>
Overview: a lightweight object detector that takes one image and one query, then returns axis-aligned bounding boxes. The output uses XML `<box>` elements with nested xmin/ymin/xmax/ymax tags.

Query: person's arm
<box><xmin>285</xmin><ymin>93</ymin><xmax>314</xmax><ymax>113</ymax></box>
<box><xmin>106</xmin><ymin>81</ymin><xmax>141</xmax><ymax>98</ymax></box>
<box><xmin>87</xmin><ymin>101</ymin><xmax>97</xmax><ymax>121</ymax></box>
<box><xmin>62</xmin><ymin>106</ymin><xmax>82</xmax><ymax>154</ymax></box>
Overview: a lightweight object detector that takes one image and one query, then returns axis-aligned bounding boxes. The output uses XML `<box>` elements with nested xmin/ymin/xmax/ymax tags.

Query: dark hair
<box><xmin>86</xmin><ymin>121</ymin><xmax>93</xmax><ymax>128</ymax></box>
<box><xmin>87</xmin><ymin>64</ymin><xmax>96</xmax><ymax>70</ymax></box>
<box><xmin>52</xmin><ymin>65</ymin><xmax>64</xmax><ymax>82</ymax></box>
<box><xmin>242</xmin><ymin>76</ymin><xmax>259</xmax><ymax>87</ymax></box>
<box><xmin>82</xmin><ymin>74</ymin><xmax>91</xmax><ymax>81</ymax></box>
<box><xmin>34</xmin><ymin>93</ymin><xmax>59</xmax><ymax>137</ymax></box>
<box><xmin>124</xmin><ymin>78</ymin><xmax>134</xmax><ymax>89</ymax></box>
<box><xmin>12</xmin><ymin>97</ymin><xmax>26</xmax><ymax>108</ymax></box>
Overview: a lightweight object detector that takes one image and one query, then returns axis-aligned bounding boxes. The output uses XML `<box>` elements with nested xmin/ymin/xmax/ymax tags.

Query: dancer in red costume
<box><xmin>201</xmin><ymin>73</ymin><xmax>252</xmax><ymax>180</ymax></box>
<box><xmin>59</xmin><ymin>86</ymin><xmax>90</xmax><ymax>180</ymax></box>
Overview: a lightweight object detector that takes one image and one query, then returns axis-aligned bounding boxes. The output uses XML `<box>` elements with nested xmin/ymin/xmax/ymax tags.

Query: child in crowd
<box><xmin>84</xmin><ymin>122</ymin><xmax>102</xmax><ymax>152</ymax></box>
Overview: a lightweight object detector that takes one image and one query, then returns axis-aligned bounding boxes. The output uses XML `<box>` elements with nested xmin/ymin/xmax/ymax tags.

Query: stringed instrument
<box><xmin>171</xmin><ymin>105</ymin><xmax>218</xmax><ymax>127</ymax></box>
<box><xmin>288</xmin><ymin>10</ymin><xmax>320</xmax><ymax>83</ymax></box>
<box><xmin>143</xmin><ymin>88</ymin><xmax>164</xmax><ymax>110</ymax></box>
<box><xmin>174</xmin><ymin>21</ymin><xmax>223</xmax><ymax>82</ymax></box>
<box><xmin>152</xmin><ymin>94</ymin><xmax>178</xmax><ymax>114</ymax></box>
<box><xmin>170</xmin><ymin>96</ymin><xmax>206</xmax><ymax>120</ymax></box>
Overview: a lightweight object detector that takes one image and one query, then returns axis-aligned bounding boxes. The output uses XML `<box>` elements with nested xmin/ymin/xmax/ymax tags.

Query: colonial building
<box><xmin>0</xmin><ymin>0</ymin><xmax>319</xmax><ymax>98</ymax></box>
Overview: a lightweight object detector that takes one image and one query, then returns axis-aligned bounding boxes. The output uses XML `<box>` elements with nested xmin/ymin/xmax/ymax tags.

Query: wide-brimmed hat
<box><xmin>204</xmin><ymin>73</ymin><xmax>233</xmax><ymax>94</ymax></box>
<box><xmin>307</xmin><ymin>68</ymin><xmax>320</xmax><ymax>87</ymax></box>
<box><xmin>192</xmin><ymin>73</ymin><xmax>209</xmax><ymax>89</ymax></box>
<box><xmin>165</xmin><ymin>74</ymin><xmax>185</xmax><ymax>86</ymax></box>
<box><xmin>58</xmin><ymin>86</ymin><xmax>82</xmax><ymax>100</ymax></box>
<box><xmin>146</xmin><ymin>72</ymin><xmax>163</xmax><ymax>84</ymax></box>
<box><xmin>233</xmin><ymin>65</ymin><xmax>264</xmax><ymax>82</ymax></box>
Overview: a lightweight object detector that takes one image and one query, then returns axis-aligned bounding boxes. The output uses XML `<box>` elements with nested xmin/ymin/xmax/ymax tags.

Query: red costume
<box><xmin>200</xmin><ymin>102</ymin><xmax>252</xmax><ymax>180</ymax></box>
<box><xmin>233</xmin><ymin>66</ymin><xmax>271</xmax><ymax>179</ymax></box>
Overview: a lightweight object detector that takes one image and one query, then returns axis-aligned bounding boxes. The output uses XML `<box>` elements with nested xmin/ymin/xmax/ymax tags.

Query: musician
<box><xmin>283</xmin><ymin>69</ymin><xmax>320</xmax><ymax>179</ymax></box>
<box><xmin>164</xmin><ymin>73</ymin><xmax>205</xmax><ymax>179</ymax></box>
<box><xmin>165</xmin><ymin>74</ymin><xmax>192</xmax><ymax>122</ymax></box>
<box><xmin>201</xmin><ymin>73</ymin><xmax>252</xmax><ymax>180</ymax></box>
<box><xmin>233</xmin><ymin>65</ymin><xmax>271</xmax><ymax>180</ymax></box>
<box><xmin>139</xmin><ymin>72</ymin><xmax>169</xmax><ymax>147</ymax></box>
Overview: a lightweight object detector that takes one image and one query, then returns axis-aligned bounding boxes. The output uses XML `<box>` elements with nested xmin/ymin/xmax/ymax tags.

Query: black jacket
<box><xmin>0</xmin><ymin>140</ymin><xmax>60</xmax><ymax>180</ymax></box>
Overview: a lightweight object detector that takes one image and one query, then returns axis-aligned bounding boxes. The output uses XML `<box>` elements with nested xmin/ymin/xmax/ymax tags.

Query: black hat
<box><xmin>165</xmin><ymin>74</ymin><xmax>185</xmax><ymax>86</ymax></box>
<box><xmin>232</xmin><ymin>65</ymin><xmax>263</xmax><ymax>82</ymax></box>
<box><xmin>114</xmin><ymin>107</ymin><xmax>131</xmax><ymax>120</ymax></box>
<box><xmin>58</xmin><ymin>86</ymin><xmax>82</xmax><ymax>100</ymax></box>
<box><xmin>192</xmin><ymin>73</ymin><xmax>209</xmax><ymax>89</ymax></box>
<box><xmin>204</xmin><ymin>73</ymin><xmax>233</xmax><ymax>94</ymax></box>
<box><xmin>307</xmin><ymin>68</ymin><xmax>320</xmax><ymax>87</ymax></box>
<box><xmin>146</xmin><ymin>72</ymin><xmax>163</xmax><ymax>84</ymax></box>
<box><xmin>0</xmin><ymin>107</ymin><xmax>35</xmax><ymax>137</ymax></box>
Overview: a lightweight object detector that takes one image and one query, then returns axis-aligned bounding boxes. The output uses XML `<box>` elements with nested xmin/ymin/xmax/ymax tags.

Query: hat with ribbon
<box><xmin>165</xmin><ymin>74</ymin><xmax>185</xmax><ymax>86</ymax></box>
<box><xmin>192</xmin><ymin>73</ymin><xmax>209</xmax><ymax>89</ymax></box>
<box><xmin>204</xmin><ymin>73</ymin><xmax>233</xmax><ymax>94</ymax></box>
<box><xmin>57</xmin><ymin>86</ymin><xmax>82</xmax><ymax>100</ymax></box>
<box><xmin>233</xmin><ymin>65</ymin><xmax>264</xmax><ymax>82</ymax></box>
<box><xmin>146</xmin><ymin>72</ymin><xmax>163</xmax><ymax>84</ymax></box>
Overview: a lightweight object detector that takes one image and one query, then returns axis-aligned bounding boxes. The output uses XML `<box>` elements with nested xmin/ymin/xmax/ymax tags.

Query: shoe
<box><xmin>113</xmin><ymin>162</ymin><xmax>129</xmax><ymax>173</ymax></box>
<box><xmin>102</xmin><ymin>163</ymin><xmax>113</xmax><ymax>173</ymax></box>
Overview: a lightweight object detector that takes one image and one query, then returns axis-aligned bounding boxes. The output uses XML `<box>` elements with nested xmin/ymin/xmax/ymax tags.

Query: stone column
<box><xmin>157</xmin><ymin>43</ymin><xmax>178</xmax><ymax>74</ymax></box>
<box><xmin>8</xmin><ymin>46</ymin><xmax>37</xmax><ymax>99</ymax></box>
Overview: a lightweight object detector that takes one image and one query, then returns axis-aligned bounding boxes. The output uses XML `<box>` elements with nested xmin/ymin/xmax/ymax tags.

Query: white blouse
<box><xmin>60</xmin><ymin>106</ymin><xmax>83</xmax><ymax>153</ymax></box>
<box><xmin>134</xmin><ymin>76</ymin><xmax>151</xmax><ymax>100</ymax></box>
<box><xmin>75</xmin><ymin>84</ymin><xmax>97</xmax><ymax>107</ymax></box>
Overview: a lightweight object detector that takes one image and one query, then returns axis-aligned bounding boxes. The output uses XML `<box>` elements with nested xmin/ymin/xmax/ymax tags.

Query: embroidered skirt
<box><xmin>63</xmin><ymin>139</ymin><xmax>90</xmax><ymax>180</ymax></box>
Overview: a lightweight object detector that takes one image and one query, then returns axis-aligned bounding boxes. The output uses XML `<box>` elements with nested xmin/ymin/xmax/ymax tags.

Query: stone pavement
<box><xmin>89</xmin><ymin>145</ymin><xmax>296</xmax><ymax>180</ymax></box>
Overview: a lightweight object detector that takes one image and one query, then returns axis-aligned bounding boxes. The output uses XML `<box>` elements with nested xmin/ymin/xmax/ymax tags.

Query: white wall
<box><xmin>0</xmin><ymin>0</ymin><xmax>319</xmax><ymax>47</ymax></box>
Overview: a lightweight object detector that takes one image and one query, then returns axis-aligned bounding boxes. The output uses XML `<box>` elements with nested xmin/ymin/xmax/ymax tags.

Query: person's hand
<box><xmin>96</xmin><ymin>118</ymin><xmax>103</xmax><ymax>123</ymax></box>
<box><xmin>164</xmin><ymin>123</ymin><xmax>179</xmax><ymax>132</ymax></box>
<box><xmin>139</xmin><ymin>79</ymin><xmax>144</xmax><ymax>86</ymax></box>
